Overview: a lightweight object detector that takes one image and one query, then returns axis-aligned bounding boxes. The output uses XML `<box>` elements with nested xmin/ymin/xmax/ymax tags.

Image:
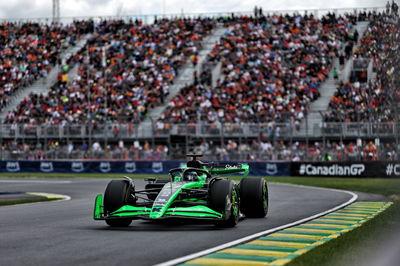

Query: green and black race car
<box><xmin>93</xmin><ymin>155</ymin><xmax>268</xmax><ymax>227</ymax></box>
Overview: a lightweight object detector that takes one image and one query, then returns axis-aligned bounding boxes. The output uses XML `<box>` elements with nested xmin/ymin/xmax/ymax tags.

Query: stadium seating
<box><xmin>0</xmin><ymin>139</ymin><xmax>168</xmax><ymax>160</ymax></box>
<box><xmin>4</xmin><ymin>18</ymin><xmax>215</xmax><ymax>124</ymax></box>
<box><xmin>324</xmin><ymin>80</ymin><xmax>393</xmax><ymax>122</ymax></box>
<box><xmin>0</xmin><ymin>22</ymin><xmax>82</xmax><ymax>112</ymax></box>
<box><xmin>159</xmin><ymin>14</ymin><xmax>354</xmax><ymax>125</ymax></box>
<box><xmin>0</xmin><ymin>12</ymin><xmax>398</xmax><ymax>162</ymax></box>
<box><xmin>324</xmin><ymin>13</ymin><xmax>399</xmax><ymax>123</ymax></box>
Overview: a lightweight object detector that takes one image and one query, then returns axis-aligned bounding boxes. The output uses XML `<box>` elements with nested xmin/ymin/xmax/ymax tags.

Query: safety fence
<box><xmin>1</xmin><ymin>121</ymin><xmax>399</xmax><ymax>139</ymax></box>
<box><xmin>1</xmin><ymin>120</ymin><xmax>398</xmax><ymax>162</ymax></box>
<box><xmin>1</xmin><ymin>160</ymin><xmax>399</xmax><ymax>178</ymax></box>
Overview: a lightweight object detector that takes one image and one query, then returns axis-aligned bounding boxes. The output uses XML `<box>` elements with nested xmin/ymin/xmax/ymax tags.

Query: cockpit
<box><xmin>183</xmin><ymin>171</ymin><xmax>200</xmax><ymax>181</ymax></box>
<box><xmin>169</xmin><ymin>168</ymin><xmax>211</xmax><ymax>182</ymax></box>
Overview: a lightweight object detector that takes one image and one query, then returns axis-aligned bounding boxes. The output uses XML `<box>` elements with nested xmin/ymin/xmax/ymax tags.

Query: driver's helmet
<box><xmin>185</xmin><ymin>171</ymin><xmax>199</xmax><ymax>181</ymax></box>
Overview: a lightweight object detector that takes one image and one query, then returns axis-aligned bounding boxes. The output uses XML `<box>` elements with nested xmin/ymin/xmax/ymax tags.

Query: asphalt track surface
<box><xmin>0</xmin><ymin>178</ymin><xmax>385</xmax><ymax>266</ymax></box>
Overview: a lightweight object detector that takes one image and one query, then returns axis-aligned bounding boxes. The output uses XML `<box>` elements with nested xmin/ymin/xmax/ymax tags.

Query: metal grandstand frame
<box><xmin>0</xmin><ymin>120</ymin><xmax>398</xmax><ymax>161</ymax></box>
<box><xmin>0</xmin><ymin>6</ymin><xmax>386</xmax><ymax>24</ymax></box>
<box><xmin>0</xmin><ymin>120</ymin><xmax>398</xmax><ymax>139</ymax></box>
<box><xmin>52</xmin><ymin>0</ymin><xmax>60</xmax><ymax>23</ymax></box>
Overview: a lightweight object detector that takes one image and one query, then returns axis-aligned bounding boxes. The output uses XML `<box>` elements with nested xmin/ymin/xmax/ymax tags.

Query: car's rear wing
<box><xmin>208</xmin><ymin>163</ymin><xmax>249</xmax><ymax>176</ymax></box>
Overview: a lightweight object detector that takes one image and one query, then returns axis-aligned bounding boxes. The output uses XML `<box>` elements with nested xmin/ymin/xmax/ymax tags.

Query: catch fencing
<box><xmin>1</xmin><ymin>121</ymin><xmax>399</xmax><ymax>139</ymax></box>
<box><xmin>0</xmin><ymin>119</ymin><xmax>399</xmax><ymax>161</ymax></box>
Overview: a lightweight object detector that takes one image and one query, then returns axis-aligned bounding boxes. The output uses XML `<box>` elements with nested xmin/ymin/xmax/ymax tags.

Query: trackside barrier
<box><xmin>0</xmin><ymin>161</ymin><xmax>399</xmax><ymax>177</ymax></box>
<box><xmin>0</xmin><ymin>161</ymin><xmax>290</xmax><ymax>176</ymax></box>
<box><xmin>291</xmin><ymin>162</ymin><xmax>400</xmax><ymax>178</ymax></box>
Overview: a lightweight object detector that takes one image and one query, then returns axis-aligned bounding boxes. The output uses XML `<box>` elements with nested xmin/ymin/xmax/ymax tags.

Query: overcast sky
<box><xmin>0</xmin><ymin>0</ymin><xmax>392</xmax><ymax>20</ymax></box>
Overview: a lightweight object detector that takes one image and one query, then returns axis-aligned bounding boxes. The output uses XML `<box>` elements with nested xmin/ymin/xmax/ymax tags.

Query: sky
<box><xmin>0</xmin><ymin>0</ymin><xmax>393</xmax><ymax>20</ymax></box>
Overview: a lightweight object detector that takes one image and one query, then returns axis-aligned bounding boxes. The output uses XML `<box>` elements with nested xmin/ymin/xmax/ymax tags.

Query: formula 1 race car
<box><xmin>93</xmin><ymin>155</ymin><xmax>268</xmax><ymax>227</ymax></box>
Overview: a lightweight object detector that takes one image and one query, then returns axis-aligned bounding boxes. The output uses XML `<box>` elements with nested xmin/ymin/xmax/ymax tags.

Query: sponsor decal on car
<box><xmin>225</xmin><ymin>164</ymin><xmax>240</xmax><ymax>169</ymax></box>
<box><xmin>153</xmin><ymin>182</ymin><xmax>184</xmax><ymax>207</ymax></box>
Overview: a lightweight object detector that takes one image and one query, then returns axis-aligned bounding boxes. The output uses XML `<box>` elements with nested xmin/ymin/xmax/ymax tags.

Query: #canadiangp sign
<box><xmin>299</xmin><ymin>163</ymin><xmax>365</xmax><ymax>176</ymax></box>
<box><xmin>292</xmin><ymin>162</ymin><xmax>400</xmax><ymax>178</ymax></box>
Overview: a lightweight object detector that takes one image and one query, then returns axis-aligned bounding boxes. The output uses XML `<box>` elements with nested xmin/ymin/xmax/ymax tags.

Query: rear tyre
<box><xmin>240</xmin><ymin>177</ymin><xmax>268</xmax><ymax>218</ymax></box>
<box><xmin>209</xmin><ymin>179</ymin><xmax>239</xmax><ymax>227</ymax></box>
<box><xmin>104</xmin><ymin>180</ymin><xmax>132</xmax><ymax>227</ymax></box>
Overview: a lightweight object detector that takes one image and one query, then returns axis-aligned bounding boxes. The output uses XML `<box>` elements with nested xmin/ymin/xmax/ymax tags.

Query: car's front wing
<box><xmin>93</xmin><ymin>194</ymin><xmax>224</xmax><ymax>221</ymax></box>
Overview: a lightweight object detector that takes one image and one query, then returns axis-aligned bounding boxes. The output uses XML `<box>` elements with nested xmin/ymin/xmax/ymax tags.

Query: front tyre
<box><xmin>104</xmin><ymin>180</ymin><xmax>132</xmax><ymax>227</ymax></box>
<box><xmin>209</xmin><ymin>179</ymin><xmax>239</xmax><ymax>227</ymax></box>
<box><xmin>240</xmin><ymin>177</ymin><xmax>268</xmax><ymax>218</ymax></box>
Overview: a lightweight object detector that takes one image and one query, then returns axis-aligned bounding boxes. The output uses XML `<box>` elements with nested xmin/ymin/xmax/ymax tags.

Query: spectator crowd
<box><xmin>159</xmin><ymin>13</ymin><xmax>355</xmax><ymax>129</ymax></box>
<box><xmin>1</xmin><ymin>138</ymin><xmax>398</xmax><ymax>162</ymax></box>
<box><xmin>324</xmin><ymin>11</ymin><xmax>399</xmax><ymax>123</ymax></box>
<box><xmin>0</xmin><ymin>22</ymin><xmax>81</xmax><ymax>111</ymax></box>
<box><xmin>4</xmin><ymin>18</ymin><xmax>215</xmax><ymax>125</ymax></box>
<box><xmin>0</xmin><ymin>11</ymin><xmax>398</xmax><ymax>163</ymax></box>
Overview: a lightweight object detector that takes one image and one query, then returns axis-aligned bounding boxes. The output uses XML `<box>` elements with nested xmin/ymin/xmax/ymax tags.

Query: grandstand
<box><xmin>3</xmin><ymin>18</ymin><xmax>215</xmax><ymax>124</ymax></box>
<box><xmin>0</xmin><ymin>6</ymin><xmax>398</xmax><ymax>162</ymax></box>
<box><xmin>0</xmin><ymin>22</ymin><xmax>82</xmax><ymax>112</ymax></box>
<box><xmin>324</xmin><ymin>12</ymin><xmax>399</xmax><ymax>124</ymax></box>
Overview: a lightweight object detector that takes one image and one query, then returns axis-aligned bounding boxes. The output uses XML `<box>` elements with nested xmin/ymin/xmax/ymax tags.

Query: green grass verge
<box><xmin>267</xmin><ymin>177</ymin><xmax>400</xmax><ymax>198</ymax></box>
<box><xmin>267</xmin><ymin>177</ymin><xmax>399</xmax><ymax>266</ymax></box>
<box><xmin>0</xmin><ymin>197</ymin><xmax>57</xmax><ymax>206</ymax></box>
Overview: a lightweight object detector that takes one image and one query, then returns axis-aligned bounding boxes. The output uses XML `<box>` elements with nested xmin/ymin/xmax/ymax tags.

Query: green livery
<box><xmin>94</xmin><ymin>155</ymin><xmax>268</xmax><ymax>227</ymax></box>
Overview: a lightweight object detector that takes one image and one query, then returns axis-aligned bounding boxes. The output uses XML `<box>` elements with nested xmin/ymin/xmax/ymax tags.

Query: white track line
<box><xmin>156</xmin><ymin>183</ymin><xmax>358</xmax><ymax>266</ymax></box>
<box><xmin>1</xmin><ymin>193</ymin><xmax>71</xmax><ymax>208</ymax></box>
<box><xmin>27</xmin><ymin>192</ymin><xmax>72</xmax><ymax>201</ymax></box>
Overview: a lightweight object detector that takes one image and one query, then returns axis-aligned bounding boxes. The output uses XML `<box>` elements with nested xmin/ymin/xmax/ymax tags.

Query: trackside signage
<box><xmin>386</xmin><ymin>163</ymin><xmax>400</xmax><ymax>176</ymax></box>
<box><xmin>292</xmin><ymin>162</ymin><xmax>400</xmax><ymax>178</ymax></box>
<box><xmin>299</xmin><ymin>164</ymin><xmax>365</xmax><ymax>176</ymax></box>
<box><xmin>0</xmin><ymin>161</ymin><xmax>398</xmax><ymax>177</ymax></box>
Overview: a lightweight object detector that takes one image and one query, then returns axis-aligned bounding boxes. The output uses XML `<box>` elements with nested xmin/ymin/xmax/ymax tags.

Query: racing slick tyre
<box><xmin>104</xmin><ymin>180</ymin><xmax>132</xmax><ymax>227</ymax></box>
<box><xmin>209</xmin><ymin>179</ymin><xmax>239</xmax><ymax>227</ymax></box>
<box><xmin>240</xmin><ymin>177</ymin><xmax>268</xmax><ymax>218</ymax></box>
